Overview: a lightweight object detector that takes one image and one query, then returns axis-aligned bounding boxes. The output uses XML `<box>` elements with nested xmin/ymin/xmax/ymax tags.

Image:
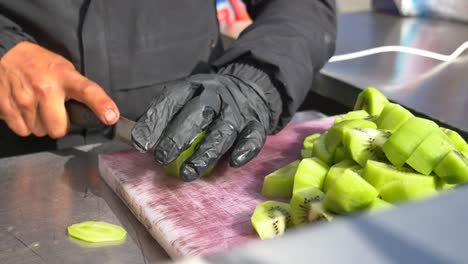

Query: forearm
<box><xmin>213</xmin><ymin>0</ymin><xmax>337</xmax><ymax>130</ymax></box>
<box><xmin>0</xmin><ymin>14</ymin><xmax>35</xmax><ymax>58</ymax></box>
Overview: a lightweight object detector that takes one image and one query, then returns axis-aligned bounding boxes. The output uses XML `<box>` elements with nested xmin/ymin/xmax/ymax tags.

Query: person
<box><xmin>0</xmin><ymin>0</ymin><xmax>337</xmax><ymax>181</ymax></box>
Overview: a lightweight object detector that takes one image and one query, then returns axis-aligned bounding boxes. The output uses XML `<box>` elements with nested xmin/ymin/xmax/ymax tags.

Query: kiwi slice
<box><xmin>313</xmin><ymin>133</ymin><xmax>334</xmax><ymax>165</ymax></box>
<box><xmin>67</xmin><ymin>221</ymin><xmax>127</xmax><ymax>243</ymax></box>
<box><xmin>303</xmin><ymin>133</ymin><xmax>321</xmax><ymax>150</ymax></box>
<box><xmin>382</xmin><ymin>117</ymin><xmax>439</xmax><ymax>168</ymax></box>
<box><xmin>367</xmin><ymin>198</ymin><xmax>393</xmax><ymax>212</ymax></box>
<box><xmin>323</xmin><ymin>169</ymin><xmax>379</xmax><ymax>214</ymax></box>
<box><xmin>261</xmin><ymin>160</ymin><xmax>300</xmax><ymax>198</ymax></box>
<box><xmin>406</xmin><ymin>129</ymin><xmax>455</xmax><ymax>175</ymax></box>
<box><xmin>333</xmin><ymin>145</ymin><xmax>350</xmax><ymax>164</ymax></box>
<box><xmin>434</xmin><ymin>150</ymin><xmax>468</xmax><ymax>184</ymax></box>
<box><xmin>301</xmin><ymin>149</ymin><xmax>314</xmax><ymax>159</ymax></box>
<box><xmin>325</xmin><ymin>119</ymin><xmax>377</xmax><ymax>156</ymax></box>
<box><xmin>353</xmin><ymin>87</ymin><xmax>389</xmax><ymax>116</ymax></box>
<box><xmin>292</xmin><ymin>158</ymin><xmax>329</xmax><ymax>193</ymax></box>
<box><xmin>362</xmin><ymin>160</ymin><xmax>437</xmax><ymax>191</ymax></box>
<box><xmin>290</xmin><ymin>187</ymin><xmax>333</xmax><ymax>226</ymax></box>
<box><xmin>375</xmin><ymin>103</ymin><xmax>414</xmax><ymax>132</ymax></box>
<box><xmin>441</xmin><ymin>127</ymin><xmax>468</xmax><ymax>151</ymax></box>
<box><xmin>251</xmin><ymin>201</ymin><xmax>291</xmax><ymax>240</ymax></box>
<box><xmin>334</xmin><ymin>110</ymin><xmax>370</xmax><ymax>124</ymax></box>
<box><xmin>323</xmin><ymin>159</ymin><xmax>360</xmax><ymax>192</ymax></box>
<box><xmin>163</xmin><ymin>131</ymin><xmax>216</xmax><ymax>177</ymax></box>
<box><xmin>342</xmin><ymin>127</ymin><xmax>391</xmax><ymax>166</ymax></box>
<box><xmin>379</xmin><ymin>180</ymin><xmax>438</xmax><ymax>204</ymax></box>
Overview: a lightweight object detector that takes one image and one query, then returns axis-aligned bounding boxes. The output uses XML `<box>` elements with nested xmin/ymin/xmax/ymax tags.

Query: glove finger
<box><xmin>230</xmin><ymin>120</ymin><xmax>267</xmax><ymax>167</ymax></box>
<box><xmin>180</xmin><ymin>110</ymin><xmax>239</xmax><ymax>182</ymax></box>
<box><xmin>131</xmin><ymin>80</ymin><xmax>197</xmax><ymax>152</ymax></box>
<box><xmin>154</xmin><ymin>92</ymin><xmax>221</xmax><ymax>165</ymax></box>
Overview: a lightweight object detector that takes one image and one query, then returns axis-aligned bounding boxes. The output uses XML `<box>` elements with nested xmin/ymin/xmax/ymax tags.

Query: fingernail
<box><xmin>105</xmin><ymin>110</ymin><xmax>117</xmax><ymax>123</ymax></box>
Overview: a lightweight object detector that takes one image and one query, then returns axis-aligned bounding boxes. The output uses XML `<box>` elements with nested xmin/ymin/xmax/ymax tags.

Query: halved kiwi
<box><xmin>251</xmin><ymin>201</ymin><xmax>292</xmax><ymax>240</ymax></box>
<box><xmin>261</xmin><ymin>160</ymin><xmax>300</xmax><ymax>198</ymax></box>
<box><xmin>323</xmin><ymin>169</ymin><xmax>379</xmax><ymax>214</ymax></box>
<box><xmin>434</xmin><ymin>150</ymin><xmax>468</xmax><ymax>184</ymax></box>
<box><xmin>354</xmin><ymin>87</ymin><xmax>389</xmax><ymax>116</ymax></box>
<box><xmin>382</xmin><ymin>117</ymin><xmax>439</xmax><ymax>168</ymax></box>
<box><xmin>292</xmin><ymin>158</ymin><xmax>329</xmax><ymax>193</ymax></box>
<box><xmin>342</xmin><ymin>127</ymin><xmax>391</xmax><ymax>166</ymax></box>
<box><xmin>379</xmin><ymin>180</ymin><xmax>438</xmax><ymax>204</ymax></box>
<box><xmin>290</xmin><ymin>187</ymin><xmax>332</xmax><ymax>226</ymax></box>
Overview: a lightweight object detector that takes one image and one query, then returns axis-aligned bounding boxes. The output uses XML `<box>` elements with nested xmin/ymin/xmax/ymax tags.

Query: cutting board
<box><xmin>98</xmin><ymin>117</ymin><xmax>335</xmax><ymax>259</ymax></box>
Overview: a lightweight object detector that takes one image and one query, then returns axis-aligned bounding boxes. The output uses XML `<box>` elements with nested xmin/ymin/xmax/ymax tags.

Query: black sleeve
<box><xmin>212</xmin><ymin>0</ymin><xmax>337</xmax><ymax>131</ymax></box>
<box><xmin>0</xmin><ymin>14</ymin><xmax>36</xmax><ymax>58</ymax></box>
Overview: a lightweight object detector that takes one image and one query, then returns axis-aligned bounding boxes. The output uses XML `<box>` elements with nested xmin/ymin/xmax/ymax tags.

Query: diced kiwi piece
<box><xmin>251</xmin><ymin>201</ymin><xmax>291</xmax><ymax>240</ymax></box>
<box><xmin>441</xmin><ymin>127</ymin><xmax>468</xmax><ymax>151</ymax></box>
<box><xmin>323</xmin><ymin>159</ymin><xmax>360</xmax><ymax>192</ymax></box>
<box><xmin>367</xmin><ymin>198</ymin><xmax>393</xmax><ymax>212</ymax></box>
<box><xmin>342</xmin><ymin>127</ymin><xmax>391</xmax><ymax>167</ymax></box>
<box><xmin>382</xmin><ymin>117</ymin><xmax>439</xmax><ymax>168</ymax></box>
<box><xmin>325</xmin><ymin>119</ymin><xmax>377</xmax><ymax>156</ymax></box>
<box><xmin>334</xmin><ymin>110</ymin><xmax>370</xmax><ymax>124</ymax></box>
<box><xmin>290</xmin><ymin>187</ymin><xmax>332</xmax><ymax>226</ymax></box>
<box><xmin>354</xmin><ymin>87</ymin><xmax>389</xmax><ymax>116</ymax></box>
<box><xmin>163</xmin><ymin>131</ymin><xmax>216</xmax><ymax>177</ymax></box>
<box><xmin>67</xmin><ymin>221</ymin><xmax>127</xmax><ymax>243</ymax></box>
<box><xmin>261</xmin><ymin>160</ymin><xmax>300</xmax><ymax>198</ymax></box>
<box><xmin>292</xmin><ymin>158</ymin><xmax>329</xmax><ymax>193</ymax></box>
<box><xmin>313</xmin><ymin>133</ymin><xmax>334</xmax><ymax>165</ymax></box>
<box><xmin>375</xmin><ymin>103</ymin><xmax>414</xmax><ymax>132</ymax></box>
<box><xmin>434</xmin><ymin>150</ymin><xmax>468</xmax><ymax>184</ymax></box>
<box><xmin>323</xmin><ymin>169</ymin><xmax>379</xmax><ymax>214</ymax></box>
<box><xmin>435</xmin><ymin>177</ymin><xmax>457</xmax><ymax>190</ymax></box>
<box><xmin>379</xmin><ymin>180</ymin><xmax>438</xmax><ymax>204</ymax></box>
<box><xmin>362</xmin><ymin>160</ymin><xmax>437</xmax><ymax>191</ymax></box>
<box><xmin>333</xmin><ymin>145</ymin><xmax>350</xmax><ymax>164</ymax></box>
<box><xmin>303</xmin><ymin>133</ymin><xmax>321</xmax><ymax>150</ymax></box>
<box><xmin>406</xmin><ymin>129</ymin><xmax>455</xmax><ymax>175</ymax></box>
<box><xmin>301</xmin><ymin>149</ymin><xmax>314</xmax><ymax>159</ymax></box>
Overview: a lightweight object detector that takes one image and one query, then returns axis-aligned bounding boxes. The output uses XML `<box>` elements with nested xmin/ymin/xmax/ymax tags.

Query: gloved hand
<box><xmin>131</xmin><ymin>61</ymin><xmax>283</xmax><ymax>182</ymax></box>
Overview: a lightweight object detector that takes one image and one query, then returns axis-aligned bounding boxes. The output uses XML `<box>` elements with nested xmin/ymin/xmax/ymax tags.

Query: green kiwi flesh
<box><xmin>325</xmin><ymin>119</ymin><xmax>377</xmax><ymax>155</ymax></box>
<box><xmin>261</xmin><ymin>160</ymin><xmax>300</xmax><ymax>198</ymax></box>
<box><xmin>251</xmin><ymin>201</ymin><xmax>291</xmax><ymax>240</ymax></box>
<box><xmin>367</xmin><ymin>198</ymin><xmax>393</xmax><ymax>212</ymax></box>
<box><xmin>292</xmin><ymin>158</ymin><xmax>329</xmax><ymax>193</ymax></box>
<box><xmin>290</xmin><ymin>187</ymin><xmax>329</xmax><ymax>226</ymax></box>
<box><xmin>375</xmin><ymin>103</ymin><xmax>414</xmax><ymax>132</ymax></box>
<box><xmin>441</xmin><ymin>128</ymin><xmax>468</xmax><ymax>151</ymax></box>
<box><xmin>301</xmin><ymin>149</ymin><xmax>314</xmax><ymax>159</ymax></box>
<box><xmin>334</xmin><ymin>110</ymin><xmax>370</xmax><ymax>124</ymax></box>
<box><xmin>333</xmin><ymin>145</ymin><xmax>350</xmax><ymax>164</ymax></box>
<box><xmin>313</xmin><ymin>133</ymin><xmax>334</xmax><ymax>165</ymax></box>
<box><xmin>353</xmin><ymin>87</ymin><xmax>389</xmax><ymax>116</ymax></box>
<box><xmin>323</xmin><ymin>159</ymin><xmax>360</xmax><ymax>192</ymax></box>
<box><xmin>379</xmin><ymin>180</ymin><xmax>438</xmax><ymax>204</ymax></box>
<box><xmin>303</xmin><ymin>133</ymin><xmax>321</xmax><ymax>150</ymax></box>
<box><xmin>434</xmin><ymin>150</ymin><xmax>468</xmax><ymax>184</ymax></box>
<box><xmin>342</xmin><ymin>127</ymin><xmax>391</xmax><ymax>167</ymax></box>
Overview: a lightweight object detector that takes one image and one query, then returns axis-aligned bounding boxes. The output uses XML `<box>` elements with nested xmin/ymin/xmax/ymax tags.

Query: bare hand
<box><xmin>0</xmin><ymin>41</ymin><xmax>119</xmax><ymax>138</ymax></box>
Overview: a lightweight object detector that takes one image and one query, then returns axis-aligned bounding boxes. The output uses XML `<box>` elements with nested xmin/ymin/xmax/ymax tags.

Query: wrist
<box><xmin>0</xmin><ymin>28</ymin><xmax>35</xmax><ymax>59</ymax></box>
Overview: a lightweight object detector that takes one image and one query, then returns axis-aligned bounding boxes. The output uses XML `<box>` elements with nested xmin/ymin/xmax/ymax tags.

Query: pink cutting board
<box><xmin>98</xmin><ymin>117</ymin><xmax>335</xmax><ymax>259</ymax></box>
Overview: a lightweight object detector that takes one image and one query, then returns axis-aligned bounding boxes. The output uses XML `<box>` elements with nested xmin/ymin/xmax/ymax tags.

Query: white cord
<box><xmin>328</xmin><ymin>40</ymin><xmax>468</xmax><ymax>63</ymax></box>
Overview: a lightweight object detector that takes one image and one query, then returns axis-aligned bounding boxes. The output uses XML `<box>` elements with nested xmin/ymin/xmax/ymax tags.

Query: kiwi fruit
<box><xmin>382</xmin><ymin>117</ymin><xmax>439</xmax><ymax>168</ymax></box>
<box><xmin>323</xmin><ymin>159</ymin><xmax>360</xmax><ymax>192</ymax></box>
<box><xmin>375</xmin><ymin>103</ymin><xmax>414</xmax><ymax>132</ymax></box>
<box><xmin>379</xmin><ymin>180</ymin><xmax>438</xmax><ymax>204</ymax></box>
<box><xmin>333</xmin><ymin>145</ymin><xmax>350</xmax><ymax>164</ymax></box>
<box><xmin>325</xmin><ymin>119</ymin><xmax>377</xmax><ymax>156</ymax></box>
<box><xmin>362</xmin><ymin>160</ymin><xmax>437</xmax><ymax>191</ymax></box>
<box><xmin>301</xmin><ymin>149</ymin><xmax>314</xmax><ymax>159</ymax></box>
<box><xmin>334</xmin><ymin>110</ymin><xmax>370</xmax><ymax>124</ymax></box>
<box><xmin>406</xmin><ymin>129</ymin><xmax>455</xmax><ymax>175</ymax></box>
<box><xmin>292</xmin><ymin>158</ymin><xmax>329</xmax><ymax>193</ymax></box>
<box><xmin>367</xmin><ymin>198</ymin><xmax>393</xmax><ymax>212</ymax></box>
<box><xmin>323</xmin><ymin>169</ymin><xmax>379</xmax><ymax>214</ymax></box>
<box><xmin>290</xmin><ymin>187</ymin><xmax>333</xmax><ymax>226</ymax></box>
<box><xmin>251</xmin><ymin>201</ymin><xmax>292</xmax><ymax>240</ymax></box>
<box><xmin>342</xmin><ymin>127</ymin><xmax>391</xmax><ymax>166</ymax></box>
<box><xmin>441</xmin><ymin>128</ymin><xmax>467</xmax><ymax>151</ymax></box>
<box><xmin>261</xmin><ymin>160</ymin><xmax>300</xmax><ymax>198</ymax></box>
<box><xmin>353</xmin><ymin>87</ymin><xmax>389</xmax><ymax>116</ymax></box>
<box><xmin>313</xmin><ymin>133</ymin><xmax>334</xmax><ymax>165</ymax></box>
<box><xmin>303</xmin><ymin>133</ymin><xmax>321</xmax><ymax>150</ymax></box>
<box><xmin>434</xmin><ymin>150</ymin><xmax>468</xmax><ymax>184</ymax></box>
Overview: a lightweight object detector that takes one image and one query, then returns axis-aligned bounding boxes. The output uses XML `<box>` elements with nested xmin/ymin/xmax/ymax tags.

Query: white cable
<box><xmin>328</xmin><ymin>40</ymin><xmax>468</xmax><ymax>63</ymax></box>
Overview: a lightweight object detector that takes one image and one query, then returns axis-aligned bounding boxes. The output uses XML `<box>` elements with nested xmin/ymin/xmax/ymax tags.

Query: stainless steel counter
<box><xmin>314</xmin><ymin>11</ymin><xmax>468</xmax><ymax>135</ymax></box>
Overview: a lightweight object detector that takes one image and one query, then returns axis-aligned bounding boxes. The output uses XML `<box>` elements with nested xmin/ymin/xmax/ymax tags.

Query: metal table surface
<box><xmin>0</xmin><ymin>110</ymin><xmax>326</xmax><ymax>264</ymax></box>
<box><xmin>314</xmin><ymin>11</ymin><xmax>468</xmax><ymax>135</ymax></box>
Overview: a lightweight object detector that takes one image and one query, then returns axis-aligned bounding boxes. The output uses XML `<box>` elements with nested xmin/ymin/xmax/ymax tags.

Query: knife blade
<box><xmin>66</xmin><ymin>100</ymin><xmax>135</xmax><ymax>145</ymax></box>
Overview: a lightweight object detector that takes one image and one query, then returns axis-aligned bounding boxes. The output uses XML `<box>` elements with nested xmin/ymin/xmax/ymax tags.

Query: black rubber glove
<box><xmin>131</xmin><ymin>61</ymin><xmax>283</xmax><ymax>182</ymax></box>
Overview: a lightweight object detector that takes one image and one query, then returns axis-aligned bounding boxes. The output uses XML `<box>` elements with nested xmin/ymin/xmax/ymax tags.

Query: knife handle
<box><xmin>66</xmin><ymin>100</ymin><xmax>107</xmax><ymax>132</ymax></box>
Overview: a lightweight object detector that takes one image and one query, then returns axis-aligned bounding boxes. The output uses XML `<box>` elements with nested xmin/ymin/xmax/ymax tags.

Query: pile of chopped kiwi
<box><xmin>251</xmin><ymin>87</ymin><xmax>468</xmax><ymax>240</ymax></box>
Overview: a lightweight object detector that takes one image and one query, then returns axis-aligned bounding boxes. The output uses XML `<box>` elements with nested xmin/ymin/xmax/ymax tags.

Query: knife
<box><xmin>66</xmin><ymin>100</ymin><xmax>135</xmax><ymax>145</ymax></box>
